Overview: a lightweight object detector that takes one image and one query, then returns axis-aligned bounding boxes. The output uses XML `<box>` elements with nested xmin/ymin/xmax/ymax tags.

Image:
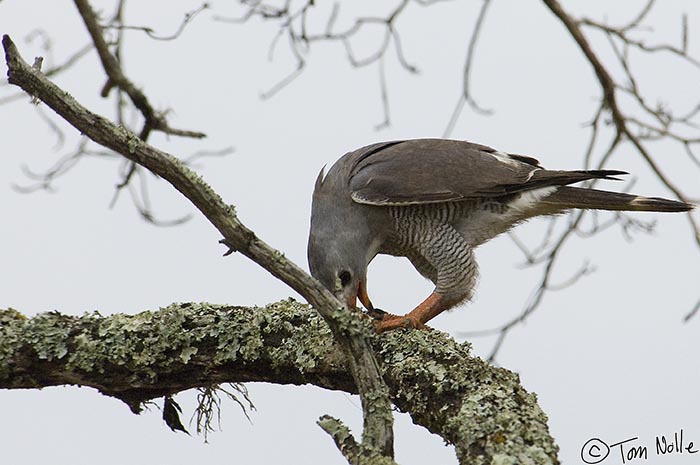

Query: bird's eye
<box><xmin>338</xmin><ymin>270</ymin><xmax>352</xmax><ymax>287</ymax></box>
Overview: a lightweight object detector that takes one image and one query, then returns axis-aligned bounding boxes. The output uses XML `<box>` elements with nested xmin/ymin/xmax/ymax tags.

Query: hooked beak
<box><xmin>343</xmin><ymin>279</ymin><xmax>374</xmax><ymax>311</ymax></box>
<box><xmin>357</xmin><ymin>279</ymin><xmax>374</xmax><ymax>310</ymax></box>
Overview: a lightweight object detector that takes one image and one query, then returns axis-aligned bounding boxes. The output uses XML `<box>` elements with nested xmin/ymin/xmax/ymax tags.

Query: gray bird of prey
<box><xmin>307</xmin><ymin>139</ymin><xmax>693</xmax><ymax>332</ymax></box>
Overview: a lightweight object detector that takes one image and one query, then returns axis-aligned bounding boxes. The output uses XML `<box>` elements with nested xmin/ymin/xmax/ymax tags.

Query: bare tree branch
<box><xmin>220</xmin><ymin>0</ymin><xmax>433</xmax><ymax>129</ymax></box>
<box><xmin>3</xmin><ymin>34</ymin><xmax>395</xmax><ymax>462</ymax></box>
<box><xmin>542</xmin><ymin>0</ymin><xmax>698</xmax><ymax>237</ymax></box>
<box><xmin>465</xmin><ymin>0</ymin><xmax>700</xmax><ymax>361</ymax></box>
<box><xmin>443</xmin><ymin>0</ymin><xmax>493</xmax><ymax>138</ymax></box>
<box><xmin>684</xmin><ymin>297</ymin><xmax>700</xmax><ymax>322</ymax></box>
<box><xmin>103</xmin><ymin>3</ymin><xmax>210</xmax><ymax>41</ymax></box>
<box><xmin>0</xmin><ymin>42</ymin><xmax>92</xmax><ymax>105</ymax></box>
<box><xmin>72</xmin><ymin>0</ymin><xmax>206</xmax><ymax>141</ymax></box>
<box><xmin>3</xmin><ymin>1</ymin><xmax>217</xmax><ymax>227</ymax></box>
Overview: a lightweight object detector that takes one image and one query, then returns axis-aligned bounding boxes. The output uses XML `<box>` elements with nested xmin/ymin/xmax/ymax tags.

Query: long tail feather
<box><xmin>541</xmin><ymin>186</ymin><xmax>694</xmax><ymax>213</ymax></box>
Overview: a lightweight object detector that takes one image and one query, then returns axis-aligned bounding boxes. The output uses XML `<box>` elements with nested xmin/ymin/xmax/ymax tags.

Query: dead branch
<box><xmin>73</xmin><ymin>0</ymin><xmax>206</xmax><ymax>140</ymax></box>
<box><xmin>469</xmin><ymin>0</ymin><xmax>700</xmax><ymax>362</ymax></box>
<box><xmin>219</xmin><ymin>0</ymin><xmax>436</xmax><ymax>128</ymax></box>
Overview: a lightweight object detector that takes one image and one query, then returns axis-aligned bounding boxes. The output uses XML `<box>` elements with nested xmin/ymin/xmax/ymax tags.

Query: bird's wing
<box><xmin>347</xmin><ymin>139</ymin><xmax>626</xmax><ymax>206</ymax></box>
<box><xmin>347</xmin><ymin>139</ymin><xmax>542</xmax><ymax>205</ymax></box>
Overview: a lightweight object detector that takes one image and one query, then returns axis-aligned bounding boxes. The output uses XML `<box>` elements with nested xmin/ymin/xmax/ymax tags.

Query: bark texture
<box><xmin>1</xmin><ymin>301</ymin><xmax>558</xmax><ymax>464</ymax></box>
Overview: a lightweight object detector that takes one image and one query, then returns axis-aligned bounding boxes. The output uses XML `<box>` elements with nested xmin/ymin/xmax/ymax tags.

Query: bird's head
<box><xmin>307</xmin><ymin>235</ymin><xmax>373</xmax><ymax>310</ymax></box>
<box><xmin>307</xmin><ymin>166</ymin><xmax>375</xmax><ymax>311</ymax></box>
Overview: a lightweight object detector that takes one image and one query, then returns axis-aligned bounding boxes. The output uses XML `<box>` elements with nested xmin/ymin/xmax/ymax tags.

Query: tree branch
<box><xmin>541</xmin><ymin>0</ymin><xmax>699</xmax><ymax>244</ymax></box>
<box><xmin>2</xmin><ymin>33</ymin><xmax>394</xmax><ymax>462</ymax></box>
<box><xmin>318</xmin><ymin>415</ymin><xmax>361</xmax><ymax>464</ymax></box>
<box><xmin>0</xmin><ymin>301</ymin><xmax>559</xmax><ymax>464</ymax></box>
<box><xmin>220</xmin><ymin>0</ymin><xmax>424</xmax><ymax>129</ymax></box>
<box><xmin>72</xmin><ymin>0</ymin><xmax>205</xmax><ymax>140</ymax></box>
<box><xmin>463</xmin><ymin>0</ymin><xmax>700</xmax><ymax>360</ymax></box>
<box><xmin>443</xmin><ymin>0</ymin><xmax>493</xmax><ymax>137</ymax></box>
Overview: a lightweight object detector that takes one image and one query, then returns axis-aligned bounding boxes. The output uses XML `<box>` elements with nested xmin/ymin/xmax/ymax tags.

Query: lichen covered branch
<box><xmin>0</xmin><ymin>302</ymin><xmax>559</xmax><ymax>465</ymax></box>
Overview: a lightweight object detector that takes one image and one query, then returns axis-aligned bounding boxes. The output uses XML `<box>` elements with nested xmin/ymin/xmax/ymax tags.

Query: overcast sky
<box><xmin>2</xmin><ymin>1</ymin><xmax>700</xmax><ymax>464</ymax></box>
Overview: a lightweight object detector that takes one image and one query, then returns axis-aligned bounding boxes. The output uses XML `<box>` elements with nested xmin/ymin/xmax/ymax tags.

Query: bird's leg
<box><xmin>373</xmin><ymin>221</ymin><xmax>476</xmax><ymax>332</ymax></box>
<box><xmin>374</xmin><ymin>292</ymin><xmax>446</xmax><ymax>332</ymax></box>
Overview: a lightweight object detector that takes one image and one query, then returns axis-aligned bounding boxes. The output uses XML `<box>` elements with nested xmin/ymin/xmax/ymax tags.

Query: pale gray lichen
<box><xmin>0</xmin><ymin>300</ymin><xmax>558</xmax><ymax>464</ymax></box>
<box><xmin>373</xmin><ymin>328</ymin><xmax>558</xmax><ymax>465</ymax></box>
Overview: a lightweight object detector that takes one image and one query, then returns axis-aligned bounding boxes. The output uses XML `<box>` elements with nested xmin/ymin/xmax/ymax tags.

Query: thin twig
<box><xmin>103</xmin><ymin>3</ymin><xmax>210</xmax><ymax>41</ymax></box>
<box><xmin>443</xmin><ymin>0</ymin><xmax>493</xmax><ymax>137</ymax></box>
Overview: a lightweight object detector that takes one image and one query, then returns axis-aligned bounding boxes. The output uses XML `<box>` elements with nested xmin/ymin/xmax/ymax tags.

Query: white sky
<box><xmin>1</xmin><ymin>1</ymin><xmax>699</xmax><ymax>464</ymax></box>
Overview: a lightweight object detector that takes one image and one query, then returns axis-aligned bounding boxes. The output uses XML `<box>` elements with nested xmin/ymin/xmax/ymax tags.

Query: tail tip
<box><xmin>630</xmin><ymin>195</ymin><xmax>695</xmax><ymax>212</ymax></box>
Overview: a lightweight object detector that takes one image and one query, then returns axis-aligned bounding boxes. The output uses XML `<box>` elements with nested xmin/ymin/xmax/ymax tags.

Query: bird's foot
<box><xmin>372</xmin><ymin>311</ymin><xmax>426</xmax><ymax>333</ymax></box>
<box><xmin>370</xmin><ymin>292</ymin><xmax>446</xmax><ymax>333</ymax></box>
